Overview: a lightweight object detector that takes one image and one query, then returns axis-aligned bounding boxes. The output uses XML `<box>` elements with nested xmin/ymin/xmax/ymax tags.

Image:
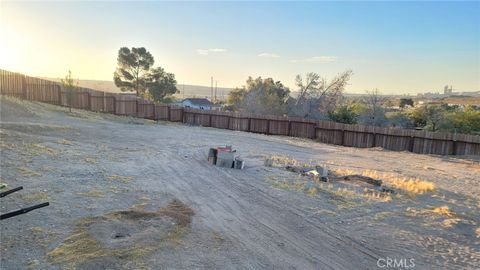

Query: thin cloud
<box><xmin>290</xmin><ymin>56</ymin><xmax>337</xmax><ymax>63</ymax></box>
<box><xmin>196</xmin><ymin>48</ymin><xmax>227</xmax><ymax>55</ymax></box>
<box><xmin>258</xmin><ymin>52</ymin><xmax>280</xmax><ymax>58</ymax></box>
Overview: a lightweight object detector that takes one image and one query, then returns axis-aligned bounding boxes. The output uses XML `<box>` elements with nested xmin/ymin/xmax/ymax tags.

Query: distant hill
<box><xmin>43</xmin><ymin>78</ymin><xmax>233</xmax><ymax>100</ymax></box>
<box><xmin>175</xmin><ymin>84</ymin><xmax>233</xmax><ymax>101</ymax></box>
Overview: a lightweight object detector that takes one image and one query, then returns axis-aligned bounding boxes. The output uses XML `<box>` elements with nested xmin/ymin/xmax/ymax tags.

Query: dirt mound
<box><xmin>47</xmin><ymin>200</ymin><xmax>194</xmax><ymax>269</ymax></box>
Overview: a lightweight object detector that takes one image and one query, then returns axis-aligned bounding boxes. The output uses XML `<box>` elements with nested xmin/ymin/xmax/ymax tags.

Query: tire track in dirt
<box><xmin>132</xmin><ymin>144</ymin><xmax>380</xmax><ymax>269</ymax></box>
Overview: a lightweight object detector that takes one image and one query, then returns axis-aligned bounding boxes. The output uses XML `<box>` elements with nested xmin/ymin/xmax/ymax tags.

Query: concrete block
<box><xmin>217</xmin><ymin>151</ymin><xmax>235</xmax><ymax>160</ymax></box>
<box><xmin>216</xmin><ymin>158</ymin><xmax>233</xmax><ymax>168</ymax></box>
<box><xmin>208</xmin><ymin>156</ymin><xmax>216</xmax><ymax>165</ymax></box>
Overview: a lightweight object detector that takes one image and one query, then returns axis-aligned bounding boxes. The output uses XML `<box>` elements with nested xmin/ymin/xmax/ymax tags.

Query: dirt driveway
<box><xmin>1</xmin><ymin>96</ymin><xmax>479</xmax><ymax>269</ymax></box>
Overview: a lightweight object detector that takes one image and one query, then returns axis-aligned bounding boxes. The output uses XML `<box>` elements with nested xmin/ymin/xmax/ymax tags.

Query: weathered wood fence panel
<box><xmin>229</xmin><ymin>116</ymin><xmax>250</xmax><ymax>131</ymax></box>
<box><xmin>138</xmin><ymin>101</ymin><xmax>155</xmax><ymax>119</ymax></box>
<box><xmin>154</xmin><ymin>104</ymin><xmax>169</xmax><ymax>120</ymax></box>
<box><xmin>211</xmin><ymin>113</ymin><xmax>230</xmax><ymax>129</ymax></box>
<box><xmin>0</xmin><ymin>70</ymin><xmax>24</xmax><ymax>97</ymax></box>
<box><xmin>1</xmin><ymin>69</ymin><xmax>479</xmax><ymax>155</ymax></box>
<box><xmin>268</xmin><ymin>119</ymin><xmax>289</xmax><ymax>136</ymax></box>
<box><xmin>169</xmin><ymin>107</ymin><xmax>184</xmax><ymax>122</ymax></box>
<box><xmin>289</xmin><ymin>119</ymin><xmax>316</xmax><ymax>139</ymax></box>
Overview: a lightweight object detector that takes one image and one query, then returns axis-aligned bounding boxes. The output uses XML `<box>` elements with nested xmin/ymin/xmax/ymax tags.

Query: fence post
<box><xmin>341</xmin><ymin>130</ymin><xmax>345</xmax><ymax>146</ymax></box>
<box><xmin>248</xmin><ymin>118</ymin><xmax>251</xmax><ymax>132</ymax></box>
<box><xmin>113</xmin><ymin>97</ymin><xmax>117</xmax><ymax>114</ymax></box>
<box><xmin>371</xmin><ymin>132</ymin><xmax>376</xmax><ymax>147</ymax></box>
<box><xmin>409</xmin><ymin>136</ymin><xmax>415</xmax><ymax>152</ymax></box>
<box><xmin>287</xmin><ymin>121</ymin><xmax>292</xmax><ymax>136</ymax></box>
<box><xmin>57</xmin><ymin>85</ymin><xmax>62</xmax><ymax>105</ymax></box>
<box><xmin>209</xmin><ymin>114</ymin><xmax>212</xmax><ymax>127</ymax></box>
<box><xmin>136</xmin><ymin>99</ymin><xmax>139</xmax><ymax>117</ymax></box>
<box><xmin>227</xmin><ymin>116</ymin><xmax>231</xmax><ymax>130</ymax></box>
<box><xmin>102</xmin><ymin>93</ymin><xmax>106</xmax><ymax>112</ymax></box>
<box><xmin>152</xmin><ymin>103</ymin><xmax>156</xmax><ymax>120</ymax></box>
<box><xmin>266</xmin><ymin>120</ymin><xmax>270</xmax><ymax>135</ymax></box>
<box><xmin>168</xmin><ymin>106</ymin><xmax>171</xmax><ymax>121</ymax></box>
<box><xmin>22</xmin><ymin>76</ymin><xmax>27</xmax><ymax>99</ymax></box>
<box><xmin>87</xmin><ymin>92</ymin><xmax>92</xmax><ymax>110</ymax></box>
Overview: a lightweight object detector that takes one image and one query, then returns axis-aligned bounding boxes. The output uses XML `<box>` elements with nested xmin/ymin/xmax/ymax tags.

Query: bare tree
<box><xmin>288</xmin><ymin>70</ymin><xmax>353</xmax><ymax>119</ymax></box>
<box><xmin>358</xmin><ymin>89</ymin><xmax>387</xmax><ymax>126</ymax></box>
<box><xmin>295</xmin><ymin>72</ymin><xmax>320</xmax><ymax>105</ymax></box>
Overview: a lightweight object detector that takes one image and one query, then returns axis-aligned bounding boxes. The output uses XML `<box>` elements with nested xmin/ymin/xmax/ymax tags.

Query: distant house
<box><xmin>181</xmin><ymin>98</ymin><xmax>213</xmax><ymax>110</ymax></box>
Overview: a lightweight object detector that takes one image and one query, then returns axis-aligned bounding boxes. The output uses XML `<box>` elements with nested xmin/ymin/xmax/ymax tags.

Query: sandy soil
<box><xmin>0</xmin><ymin>96</ymin><xmax>479</xmax><ymax>270</ymax></box>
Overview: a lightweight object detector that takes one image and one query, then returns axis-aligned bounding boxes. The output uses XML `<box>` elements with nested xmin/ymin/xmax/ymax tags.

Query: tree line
<box><xmin>226</xmin><ymin>73</ymin><xmax>480</xmax><ymax>135</ymax></box>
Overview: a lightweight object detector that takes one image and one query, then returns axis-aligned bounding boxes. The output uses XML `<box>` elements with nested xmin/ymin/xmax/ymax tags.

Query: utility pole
<box><xmin>215</xmin><ymin>80</ymin><xmax>217</xmax><ymax>102</ymax></box>
<box><xmin>211</xmin><ymin>77</ymin><xmax>213</xmax><ymax>101</ymax></box>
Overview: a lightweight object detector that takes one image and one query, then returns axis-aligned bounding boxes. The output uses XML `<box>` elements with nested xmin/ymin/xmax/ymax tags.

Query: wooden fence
<box><xmin>1</xmin><ymin>69</ymin><xmax>479</xmax><ymax>155</ymax></box>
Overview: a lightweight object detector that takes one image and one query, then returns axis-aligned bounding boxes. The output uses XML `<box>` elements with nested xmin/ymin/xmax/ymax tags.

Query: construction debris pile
<box><xmin>286</xmin><ymin>165</ymin><xmax>329</xmax><ymax>182</ymax></box>
<box><xmin>208</xmin><ymin>146</ymin><xmax>244</xmax><ymax>169</ymax></box>
<box><xmin>264</xmin><ymin>157</ymin><xmax>398</xmax><ymax>194</ymax></box>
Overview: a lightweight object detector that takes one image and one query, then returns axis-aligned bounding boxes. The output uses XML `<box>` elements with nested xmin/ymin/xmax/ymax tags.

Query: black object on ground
<box><xmin>1</xmin><ymin>202</ymin><xmax>50</xmax><ymax>220</ymax></box>
<box><xmin>0</xmin><ymin>186</ymin><xmax>50</xmax><ymax>221</ymax></box>
<box><xmin>0</xmin><ymin>186</ymin><xmax>23</xmax><ymax>198</ymax></box>
<box><xmin>342</xmin><ymin>175</ymin><xmax>382</xmax><ymax>186</ymax></box>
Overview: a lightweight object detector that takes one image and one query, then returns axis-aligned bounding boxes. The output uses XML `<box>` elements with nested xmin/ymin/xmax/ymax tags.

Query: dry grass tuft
<box><xmin>84</xmin><ymin>157</ymin><xmax>99</xmax><ymax>164</ymax></box>
<box><xmin>77</xmin><ymin>190</ymin><xmax>104</xmax><ymax>197</ymax></box>
<box><xmin>17</xmin><ymin>167</ymin><xmax>41</xmax><ymax>177</ymax></box>
<box><xmin>389</xmin><ymin>178</ymin><xmax>435</xmax><ymax>195</ymax></box>
<box><xmin>307</xmin><ymin>187</ymin><xmax>318</xmax><ymax>197</ymax></box>
<box><xmin>442</xmin><ymin>218</ymin><xmax>462</xmax><ymax>228</ymax></box>
<box><xmin>47</xmin><ymin>225</ymin><xmax>109</xmax><ymax>267</ymax></box>
<box><xmin>21</xmin><ymin>191</ymin><xmax>50</xmax><ymax>201</ymax></box>
<box><xmin>266</xmin><ymin>155</ymin><xmax>302</xmax><ymax>167</ymax></box>
<box><xmin>22</xmin><ymin>143</ymin><xmax>58</xmax><ymax>156</ymax></box>
<box><xmin>333</xmin><ymin>169</ymin><xmax>434</xmax><ymax>195</ymax></box>
<box><xmin>431</xmin><ymin>205</ymin><xmax>455</xmax><ymax>217</ymax></box>
<box><xmin>107</xmin><ymin>174</ymin><xmax>133</xmax><ymax>183</ymax></box>
<box><xmin>0</xmin><ymin>141</ymin><xmax>16</xmax><ymax>150</ymax></box>
<box><xmin>406</xmin><ymin>205</ymin><xmax>456</xmax><ymax>218</ymax></box>
<box><xmin>57</xmin><ymin>139</ymin><xmax>72</xmax><ymax>145</ymax></box>
<box><xmin>26</xmin><ymin>259</ymin><xmax>40</xmax><ymax>269</ymax></box>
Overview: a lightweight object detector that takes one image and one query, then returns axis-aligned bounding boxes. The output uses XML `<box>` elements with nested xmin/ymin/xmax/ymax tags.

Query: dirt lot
<box><xmin>1</xmin><ymin>96</ymin><xmax>479</xmax><ymax>269</ymax></box>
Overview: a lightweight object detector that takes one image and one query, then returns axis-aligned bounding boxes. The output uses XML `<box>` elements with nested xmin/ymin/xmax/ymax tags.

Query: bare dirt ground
<box><xmin>1</xmin><ymin>96</ymin><xmax>479</xmax><ymax>270</ymax></box>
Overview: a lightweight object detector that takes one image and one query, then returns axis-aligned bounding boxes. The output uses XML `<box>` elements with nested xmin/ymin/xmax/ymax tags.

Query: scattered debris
<box><xmin>234</xmin><ymin>157</ymin><xmax>245</xmax><ymax>169</ymax></box>
<box><xmin>381</xmin><ymin>187</ymin><xmax>395</xmax><ymax>194</ymax></box>
<box><xmin>208</xmin><ymin>146</ymin><xmax>244</xmax><ymax>169</ymax></box>
<box><xmin>286</xmin><ymin>165</ymin><xmax>329</xmax><ymax>182</ymax></box>
<box><xmin>341</xmin><ymin>175</ymin><xmax>382</xmax><ymax>186</ymax></box>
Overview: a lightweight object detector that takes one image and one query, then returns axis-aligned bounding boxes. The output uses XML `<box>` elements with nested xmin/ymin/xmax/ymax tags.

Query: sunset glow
<box><xmin>1</xmin><ymin>1</ymin><xmax>479</xmax><ymax>93</ymax></box>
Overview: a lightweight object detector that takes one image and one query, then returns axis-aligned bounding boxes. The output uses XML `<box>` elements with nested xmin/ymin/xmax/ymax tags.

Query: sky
<box><xmin>0</xmin><ymin>1</ymin><xmax>479</xmax><ymax>94</ymax></box>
